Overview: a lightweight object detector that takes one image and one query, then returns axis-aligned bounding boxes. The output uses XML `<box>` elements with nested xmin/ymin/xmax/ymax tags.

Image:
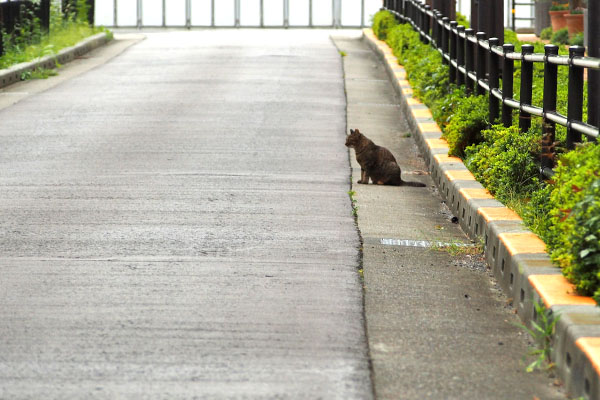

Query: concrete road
<box><xmin>0</xmin><ymin>30</ymin><xmax>372</xmax><ymax>399</ymax></box>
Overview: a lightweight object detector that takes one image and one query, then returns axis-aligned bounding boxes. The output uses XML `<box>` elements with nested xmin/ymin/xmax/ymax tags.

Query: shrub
<box><xmin>540</xmin><ymin>27</ymin><xmax>553</xmax><ymax>40</ymax></box>
<box><xmin>372</xmin><ymin>10</ymin><xmax>398</xmax><ymax>41</ymax></box>
<box><xmin>570</xmin><ymin>32</ymin><xmax>584</xmax><ymax>46</ymax></box>
<box><xmin>551</xmin><ymin>28</ymin><xmax>569</xmax><ymax>45</ymax></box>
<box><xmin>550</xmin><ymin>3</ymin><xmax>569</xmax><ymax>10</ymax></box>
<box><xmin>465</xmin><ymin>125</ymin><xmax>541</xmax><ymax>200</ymax></box>
<box><xmin>443</xmin><ymin>95</ymin><xmax>489</xmax><ymax>157</ymax></box>
<box><xmin>456</xmin><ymin>12</ymin><xmax>470</xmax><ymax>28</ymax></box>
<box><xmin>542</xmin><ymin>143</ymin><xmax>600</xmax><ymax>292</ymax></box>
<box><xmin>568</xmin><ymin>179</ymin><xmax>600</xmax><ymax>302</ymax></box>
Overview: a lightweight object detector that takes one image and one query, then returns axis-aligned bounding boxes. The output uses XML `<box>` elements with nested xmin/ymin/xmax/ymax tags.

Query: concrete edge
<box><xmin>362</xmin><ymin>27</ymin><xmax>600</xmax><ymax>400</ymax></box>
<box><xmin>0</xmin><ymin>32</ymin><xmax>112</xmax><ymax>89</ymax></box>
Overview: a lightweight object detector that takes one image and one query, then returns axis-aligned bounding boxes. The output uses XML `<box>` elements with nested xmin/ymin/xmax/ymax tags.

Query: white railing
<box><xmin>95</xmin><ymin>0</ymin><xmax>383</xmax><ymax>28</ymax></box>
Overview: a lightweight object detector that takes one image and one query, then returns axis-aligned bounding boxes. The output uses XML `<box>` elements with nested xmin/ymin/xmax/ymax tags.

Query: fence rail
<box><xmin>383</xmin><ymin>0</ymin><xmax>599</xmax><ymax>176</ymax></box>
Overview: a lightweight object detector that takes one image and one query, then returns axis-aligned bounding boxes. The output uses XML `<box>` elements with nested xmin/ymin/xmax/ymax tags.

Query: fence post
<box><xmin>502</xmin><ymin>43</ymin><xmax>515</xmax><ymax>127</ymax></box>
<box><xmin>39</xmin><ymin>0</ymin><xmax>51</xmax><ymax>32</ymax></box>
<box><xmin>433</xmin><ymin>11</ymin><xmax>442</xmax><ymax>49</ymax></box>
<box><xmin>423</xmin><ymin>5</ymin><xmax>431</xmax><ymax>43</ymax></box>
<box><xmin>541</xmin><ymin>44</ymin><xmax>559</xmax><ymax>173</ymax></box>
<box><xmin>464</xmin><ymin>28</ymin><xmax>475</xmax><ymax>94</ymax></box>
<box><xmin>588</xmin><ymin>0</ymin><xmax>599</xmax><ymax>139</ymax></box>
<box><xmin>488</xmin><ymin>37</ymin><xmax>500</xmax><ymax>124</ymax></box>
<box><xmin>449</xmin><ymin>21</ymin><xmax>458</xmax><ymax>84</ymax></box>
<box><xmin>456</xmin><ymin>25</ymin><xmax>465</xmax><ymax>86</ymax></box>
<box><xmin>567</xmin><ymin>46</ymin><xmax>585</xmax><ymax>150</ymax></box>
<box><xmin>475</xmin><ymin>32</ymin><xmax>487</xmax><ymax>96</ymax></box>
<box><xmin>519</xmin><ymin>44</ymin><xmax>534</xmax><ymax>133</ymax></box>
<box><xmin>441</xmin><ymin>17</ymin><xmax>450</xmax><ymax>65</ymax></box>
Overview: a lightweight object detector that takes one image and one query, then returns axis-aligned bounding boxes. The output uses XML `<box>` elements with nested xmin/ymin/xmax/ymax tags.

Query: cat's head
<box><xmin>345</xmin><ymin>128</ymin><xmax>362</xmax><ymax>148</ymax></box>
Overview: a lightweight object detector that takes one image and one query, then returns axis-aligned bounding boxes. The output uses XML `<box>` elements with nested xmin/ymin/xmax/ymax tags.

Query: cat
<box><xmin>345</xmin><ymin>128</ymin><xmax>426</xmax><ymax>187</ymax></box>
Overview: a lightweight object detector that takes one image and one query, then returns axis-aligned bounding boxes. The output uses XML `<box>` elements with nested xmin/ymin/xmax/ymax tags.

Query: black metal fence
<box><xmin>382</xmin><ymin>0</ymin><xmax>599</xmax><ymax>175</ymax></box>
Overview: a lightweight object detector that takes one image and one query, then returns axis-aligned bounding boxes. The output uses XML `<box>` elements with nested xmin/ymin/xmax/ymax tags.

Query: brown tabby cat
<box><xmin>345</xmin><ymin>128</ymin><xmax>426</xmax><ymax>187</ymax></box>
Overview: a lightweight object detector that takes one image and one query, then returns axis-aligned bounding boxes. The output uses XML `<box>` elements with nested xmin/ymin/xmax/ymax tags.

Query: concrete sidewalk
<box><xmin>332</xmin><ymin>33</ymin><xmax>566</xmax><ymax>399</ymax></box>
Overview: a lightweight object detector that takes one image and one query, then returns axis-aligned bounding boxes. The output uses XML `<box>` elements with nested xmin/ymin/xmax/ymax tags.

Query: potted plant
<box><xmin>565</xmin><ymin>9</ymin><xmax>584</xmax><ymax>38</ymax></box>
<box><xmin>549</xmin><ymin>2</ymin><xmax>569</xmax><ymax>31</ymax></box>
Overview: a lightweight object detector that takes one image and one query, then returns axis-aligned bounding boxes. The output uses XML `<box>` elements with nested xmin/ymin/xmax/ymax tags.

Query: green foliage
<box><xmin>465</xmin><ymin>125</ymin><xmax>541</xmax><ymax>200</ymax></box>
<box><xmin>570</xmin><ymin>32</ymin><xmax>584</xmax><ymax>46</ymax></box>
<box><xmin>570</xmin><ymin>179</ymin><xmax>600</xmax><ymax>302</ymax></box>
<box><xmin>504</xmin><ymin>29</ymin><xmax>519</xmax><ymax>46</ymax></box>
<box><xmin>372</xmin><ymin>10</ymin><xmax>398</xmax><ymax>40</ymax></box>
<box><xmin>550</xmin><ymin>3</ymin><xmax>569</xmax><ymax>10</ymax></box>
<box><xmin>348</xmin><ymin>190</ymin><xmax>358</xmax><ymax>217</ymax></box>
<box><xmin>540</xmin><ymin>27</ymin><xmax>553</xmax><ymax>40</ymax></box>
<box><xmin>456</xmin><ymin>12</ymin><xmax>470</xmax><ymax>28</ymax></box>
<box><xmin>443</xmin><ymin>95</ymin><xmax>489</xmax><ymax>157</ymax></box>
<box><xmin>514</xmin><ymin>299</ymin><xmax>560</xmax><ymax>372</ymax></box>
<box><xmin>551</xmin><ymin>28</ymin><xmax>569</xmax><ymax>45</ymax></box>
<box><xmin>0</xmin><ymin>0</ymin><xmax>110</xmax><ymax>70</ymax></box>
<box><xmin>20</xmin><ymin>66</ymin><xmax>58</xmax><ymax>80</ymax></box>
<box><xmin>542</xmin><ymin>143</ymin><xmax>600</xmax><ymax>296</ymax></box>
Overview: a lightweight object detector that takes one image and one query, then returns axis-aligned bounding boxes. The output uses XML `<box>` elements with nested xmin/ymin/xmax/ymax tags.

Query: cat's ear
<box><xmin>349</xmin><ymin>129</ymin><xmax>355</xmax><ymax>135</ymax></box>
<box><xmin>354</xmin><ymin>128</ymin><xmax>361</xmax><ymax>134</ymax></box>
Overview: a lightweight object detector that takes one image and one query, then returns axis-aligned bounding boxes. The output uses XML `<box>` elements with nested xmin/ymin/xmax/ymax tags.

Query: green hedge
<box><xmin>372</xmin><ymin>11</ymin><xmax>599</xmax><ymax>303</ymax></box>
<box><xmin>372</xmin><ymin>10</ymin><xmax>398</xmax><ymax>40</ymax></box>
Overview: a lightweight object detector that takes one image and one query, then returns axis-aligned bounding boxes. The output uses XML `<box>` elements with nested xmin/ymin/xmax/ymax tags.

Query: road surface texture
<box><xmin>332</xmin><ymin>34</ymin><xmax>566</xmax><ymax>399</ymax></box>
<box><xmin>0</xmin><ymin>31</ymin><xmax>372</xmax><ymax>399</ymax></box>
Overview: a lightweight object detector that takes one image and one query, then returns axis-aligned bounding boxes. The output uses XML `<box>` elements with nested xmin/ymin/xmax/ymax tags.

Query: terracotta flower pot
<box><xmin>565</xmin><ymin>13</ymin><xmax>584</xmax><ymax>37</ymax></box>
<box><xmin>549</xmin><ymin>10</ymin><xmax>568</xmax><ymax>31</ymax></box>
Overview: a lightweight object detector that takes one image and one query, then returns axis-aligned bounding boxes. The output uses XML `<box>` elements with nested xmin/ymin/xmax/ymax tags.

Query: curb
<box><xmin>363</xmin><ymin>27</ymin><xmax>600</xmax><ymax>400</ymax></box>
<box><xmin>0</xmin><ymin>32</ymin><xmax>112</xmax><ymax>89</ymax></box>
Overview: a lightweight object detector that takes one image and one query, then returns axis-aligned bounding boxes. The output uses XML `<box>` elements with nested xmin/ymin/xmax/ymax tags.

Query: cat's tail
<box><xmin>400</xmin><ymin>180</ymin><xmax>426</xmax><ymax>187</ymax></box>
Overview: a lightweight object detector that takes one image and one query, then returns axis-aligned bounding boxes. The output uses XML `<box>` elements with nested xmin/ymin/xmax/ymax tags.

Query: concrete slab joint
<box><xmin>362</xmin><ymin>27</ymin><xmax>600</xmax><ymax>400</ymax></box>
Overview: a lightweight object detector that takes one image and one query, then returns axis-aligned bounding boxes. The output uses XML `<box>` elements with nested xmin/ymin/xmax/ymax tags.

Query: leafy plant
<box><xmin>540</xmin><ymin>26</ymin><xmax>553</xmax><ymax>40</ymax></box>
<box><xmin>570</xmin><ymin>32</ymin><xmax>584</xmax><ymax>46</ymax></box>
<box><xmin>533</xmin><ymin>143</ymin><xmax>600</xmax><ymax>296</ymax></box>
<box><xmin>550</xmin><ymin>3</ymin><xmax>569</xmax><ymax>10</ymax></box>
<box><xmin>1</xmin><ymin>0</ymin><xmax>110</xmax><ymax>70</ymax></box>
<box><xmin>372</xmin><ymin>10</ymin><xmax>398</xmax><ymax>41</ymax></box>
<box><xmin>514</xmin><ymin>299</ymin><xmax>560</xmax><ymax>372</ymax></box>
<box><xmin>21</xmin><ymin>67</ymin><xmax>58</xmax><ymax>80</ymax></box>
<box><xmin>348</xmin><ymin>190</ymin><xmax>359</xmax><ymax>217</ymax></box>
<box><xmin>465</xmin><ymin>125</ymin><xmax>541</xmax><ymax>201</ymax></box>
<box><xmin>568</xmin><ymin>179</ymin><xmax>600</xmax><ymax>302</ymax></box>
<box><xmin>443</xmin><ymin>94</ymin><xmax>489</xmax><ymax>157</ymax></box>
<box><xmin>456</xmin><ymin>12</ymin><xmax>470</xmax><ymax>28</ymax></box>
<box><xmin>551</xmin><ymin>28</ymin><xmax>569</xmax><ymax>45</ymax></box>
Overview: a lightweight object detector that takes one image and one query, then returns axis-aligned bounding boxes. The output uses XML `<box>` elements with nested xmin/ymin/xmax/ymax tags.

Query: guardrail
<box><xmin>382</xmin><ymin>0</ymin><xmax>599</xmax><ymax>177</ymax></box>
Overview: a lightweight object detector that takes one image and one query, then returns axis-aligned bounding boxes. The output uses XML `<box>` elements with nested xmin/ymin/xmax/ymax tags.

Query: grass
<box><xmin>21</xmin><ymin>66</ymin><xmax>59</xmax><ymax>80</ymax></box>
<box><xmin>431</xmin><ymin>238</ymin><xmax>483</xmax><ymax>257</ymax></box>
<box><xmin>0</xmin><ymin>3</ymin><xmax>111</xmax><ymax>70</ymax></box>
<box><xmin>348</xmin><ymin>190</ymin><xmax>358</xmax><ymax>217</ymax></box>
<box><xmin>514</xmin><ymin>299</ymin><xmax>560</xmax><ymax>372</ymax></box>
